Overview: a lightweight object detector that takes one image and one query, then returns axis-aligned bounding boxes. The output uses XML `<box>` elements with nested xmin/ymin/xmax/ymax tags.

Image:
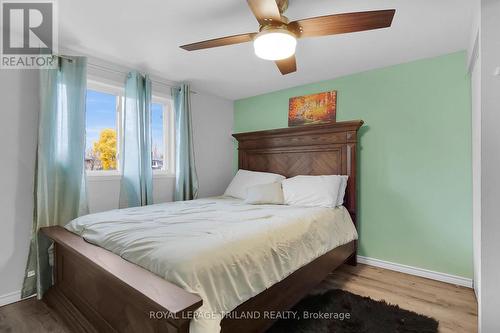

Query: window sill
<box><xmin>153</xmin><ymin>172</ymin><xmax>175</xmax><ymax>179</ymax></box>
<box><xmin>86</xmin><ymin>173</ymin><xmax>175</xmax><ymax>182</ymax></box>
<box><xmin>86</xmin><ymin>173</ymin><xmax>121</xmax><ymax>182</ymax></box>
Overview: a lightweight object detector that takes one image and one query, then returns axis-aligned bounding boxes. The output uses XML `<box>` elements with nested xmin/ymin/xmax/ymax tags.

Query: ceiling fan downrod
<box><xmin>276</xmin><ymin>0</ymin><xmax>289</xmax><ymax>14</ymax></box>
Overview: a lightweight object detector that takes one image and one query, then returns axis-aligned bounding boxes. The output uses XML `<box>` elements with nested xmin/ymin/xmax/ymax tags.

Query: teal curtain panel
<box><xmin>172</xmin><ymin>84</ymin><xmax>199</xmax><ymax>201</ymax></box>
<box><xmin>22</xmin><ymin>56</ymin><xmax>89</xmax><ymax>298</ymax></box>
<box><xmin>119</xmin><ymin>72</ymin><xmax>153</xmax><ymax>208</ymax></box>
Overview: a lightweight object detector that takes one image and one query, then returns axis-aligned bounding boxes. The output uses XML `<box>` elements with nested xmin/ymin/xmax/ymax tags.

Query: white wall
<box><xmin>467</xmin><ymin>0</ymin><xmax>481</xmax><ymax>317</ymax></box>
<box><xmin>191</xmin><ymin>92</ymin><xmax>234</xmax><ymax>198</ymax></box>
<box><xmin>470</xmin><ymin>35</ymin><xmax>482</xmax><ymax>311</ymax></box>
<box><xmin>86</xmin><ymin>176</ymin><xmax>176</xmax><ymax>213</ymax></box>
<box><xmin>0</xmin><ymin>71</ymin><xmax>39</xmax><ymax>305</ymax></box>
<box><xmin>0</xmin><ymin>69</ymin><xmax>234</xmax><ymax>304</ymax></box>
<box><xmin>480</xmin><ymin>0</ymin><xmax>500</xmax><ymax>331</ymax></box>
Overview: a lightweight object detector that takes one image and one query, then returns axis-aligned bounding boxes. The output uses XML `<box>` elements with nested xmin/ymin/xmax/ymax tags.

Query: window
<box><xmin>151</xmin><ymin>103</ymin><xmax>165</xmax><ymax>170</ymax></box>
<box><xmin>151</xmin><ymin>98</ymin><xmax>174</xmax><ymax>174</ymax></box>
<box><xmin>85</xmin><ymin>80</ymin><xmax>174</xmax><ymax>177</ymax></box>
<box><xmin>85</xmin><ymin>88</ymin><xmax>120</xmax><ymax>172</ymax></box>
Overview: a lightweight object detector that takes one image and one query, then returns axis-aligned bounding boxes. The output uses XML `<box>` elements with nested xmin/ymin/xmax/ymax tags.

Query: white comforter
<box><xmin>65</xmin><ymin>197</ymin><xmax>358</xmax><ymax>333</ymax></box>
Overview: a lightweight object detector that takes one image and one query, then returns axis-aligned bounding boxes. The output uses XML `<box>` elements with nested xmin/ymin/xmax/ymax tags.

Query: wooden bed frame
<box><xmin>41</xmin><ymin>120</ymin><xmax>364</xmax><ymax>333</ymax></box>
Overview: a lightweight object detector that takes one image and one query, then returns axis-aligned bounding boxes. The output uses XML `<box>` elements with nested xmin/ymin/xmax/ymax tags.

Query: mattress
<box><xmin>65</xmin><ymin>197</ymin><xmax>358</xmax><ymax>333</ymax></box>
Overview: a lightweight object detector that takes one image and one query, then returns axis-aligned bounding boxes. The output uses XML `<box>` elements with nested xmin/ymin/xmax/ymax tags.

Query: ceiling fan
<box><xmin>180</xmin><ymin>0</ymin><xmax>395</xmax><ymax>75</ymax></box>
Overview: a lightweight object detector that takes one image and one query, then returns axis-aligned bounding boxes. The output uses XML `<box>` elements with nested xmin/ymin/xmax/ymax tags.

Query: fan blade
<box><xmin>290</xmin><ymin>9</ymin><xmax>395</xmax><ymax>38</ymax></box>
<box><xmin>275</xmin><ymin>56</ymin><xmax>296</xmax><ymax>75</ymax></box>
<box><xmin>180</xmin><ymin>33</ymin><xmax>257</xmax><ymax>51</ymax></box>
<box><xmin>247</xmin><ymin>0</ymin><xmax>283</xmax><ymax>24</ymax></box>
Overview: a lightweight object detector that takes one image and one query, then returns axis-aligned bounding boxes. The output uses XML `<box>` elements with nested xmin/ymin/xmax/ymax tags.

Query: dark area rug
<box><xmin>266</xmin><ymin>289</ymin><xmax>438</xmax><ymax>333</ymax></box>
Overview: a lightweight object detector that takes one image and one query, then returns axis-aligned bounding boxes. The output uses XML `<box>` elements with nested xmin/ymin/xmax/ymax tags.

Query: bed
<box><xmin>41</xmin><ymin>120</ymin><xmax>364</xmax><ymax>333</ymax></box>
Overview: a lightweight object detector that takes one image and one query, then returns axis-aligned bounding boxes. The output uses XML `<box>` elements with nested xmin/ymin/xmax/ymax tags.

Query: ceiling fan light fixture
<box><xmin>253</xmin><ymin>29</ymin><xmax>297</xmax><ymax>61</ymax></box>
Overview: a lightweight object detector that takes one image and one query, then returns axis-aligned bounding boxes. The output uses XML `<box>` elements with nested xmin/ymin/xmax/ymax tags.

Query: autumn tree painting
<box><xmin>288</xmin><ymin>91</ymin><xmax>337</xmax><ymax>127</ymax></box>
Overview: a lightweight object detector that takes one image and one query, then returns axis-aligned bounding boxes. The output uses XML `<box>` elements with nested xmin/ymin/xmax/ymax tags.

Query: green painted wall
<box><xmin>234</xmin><ymin>52</ymin><xmax>472</xmax><ymax>278</ymax></box>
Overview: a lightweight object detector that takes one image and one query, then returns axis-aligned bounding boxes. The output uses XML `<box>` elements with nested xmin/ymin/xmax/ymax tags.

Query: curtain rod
<box><xmin>57</xmin><ymin>55</ymin><xmax>197</xmax><ymax>94</ymax></box>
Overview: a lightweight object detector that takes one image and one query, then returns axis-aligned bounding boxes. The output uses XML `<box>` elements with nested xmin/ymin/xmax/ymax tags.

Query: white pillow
<box><xmin>224</xmin><ymin>169</ymin><xmax>286</xmax><ymax>200</ymax></box>
<box><xmin>337</xmin><ymin>175</ymin><xmax>349</xmax><ymax>206</ymax></box>
<box><xmin>245</xmin><ymin>182</ymin><xmax>284</xmax><ymax>205</ymax></box>
<box><xmin>282</xmin><ymin>175</ymin><xmax>342</xmax><ymax>208</ymax></box>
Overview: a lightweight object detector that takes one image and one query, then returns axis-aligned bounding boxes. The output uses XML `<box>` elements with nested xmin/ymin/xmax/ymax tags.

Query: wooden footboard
<box><xmin>42</xmin><ymin>226</ymin><xmax>355</xmax><ymax>333</ymax></box>
<box><xmin>42</xmin><ymin>226</ymin><xmax>203</xmax><ymax>333</ymax></box>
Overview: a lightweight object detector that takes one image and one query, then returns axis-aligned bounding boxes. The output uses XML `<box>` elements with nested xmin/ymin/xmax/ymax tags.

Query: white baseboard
<box><xmin>357</xmin><ymin>256</ymin><xmax>473</xmax><ymax>288</ymax></box>
<box><xmin>0</xmin><ymin>290</ymin><xmax>21</xmax><ymax>307</ymax></box>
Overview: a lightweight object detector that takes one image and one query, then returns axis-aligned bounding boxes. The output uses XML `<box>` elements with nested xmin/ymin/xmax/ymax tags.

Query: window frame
<box><xmin>86</xmin><ymin>80</ymin><xmax>123</xmax><ymax>179</ymax></box>
<box><xmin>85</xmin><ymin>79</ymin><xmax>175</xmax><ymax>180</ymax></box>
<box><xmin>151</xmin><ymin>96</ymin><xmax>175</xmax><ymax>177</ymax></box>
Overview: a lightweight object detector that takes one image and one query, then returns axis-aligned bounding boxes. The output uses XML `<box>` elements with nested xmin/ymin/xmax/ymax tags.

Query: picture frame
<box><xmin>288</xmin><ymin>91</ymin><xmax>337</xmax><ymax>127</ymax></box>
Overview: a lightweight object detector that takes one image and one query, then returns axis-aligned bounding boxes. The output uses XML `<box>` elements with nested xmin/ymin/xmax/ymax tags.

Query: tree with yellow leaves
<box><xmin>93</xmin><ymin>128</ymin><xmax>117</xmax><ymax>170</ymax></box>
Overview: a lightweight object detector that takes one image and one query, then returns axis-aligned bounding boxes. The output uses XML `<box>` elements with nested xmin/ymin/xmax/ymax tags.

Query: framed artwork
<box><xmin>288</xmin><ymin>91</ymin><xmax>337</xmax><ymax>126</ymax></box>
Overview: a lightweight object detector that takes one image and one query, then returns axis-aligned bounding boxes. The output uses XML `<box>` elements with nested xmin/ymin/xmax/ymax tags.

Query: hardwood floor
<box><xmin>0</xmin><ymin>297</ymin><xmax>71</xmax><ymax>332</ymax></box>
<box><xmin>317</xmin><ymin>264</ymin><xmax>478</xmax><ymax>333</ymax></box>
<box><xmin>0</xmin><ymin>264</ymin><xmax>477</xmax><ymax>333</ymax></box>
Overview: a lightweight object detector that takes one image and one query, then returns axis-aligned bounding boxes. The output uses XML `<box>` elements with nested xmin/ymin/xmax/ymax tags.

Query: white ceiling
<box><xmin>59</xmin><ymin>0</ymin><xmax>475</xmax><ymax>100</ymax></box>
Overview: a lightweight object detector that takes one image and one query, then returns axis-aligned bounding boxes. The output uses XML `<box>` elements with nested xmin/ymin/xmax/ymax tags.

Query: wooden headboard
<box><xmin>232</xmin><ymin>120</ymin><xmax>364</xmax><ymax>226</ymax></box>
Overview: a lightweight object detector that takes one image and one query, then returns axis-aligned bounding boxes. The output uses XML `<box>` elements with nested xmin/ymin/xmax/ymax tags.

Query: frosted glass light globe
<box><xmin>254</xmin><ymin>30</ymin><xmax>297</xmax><ymax>61</ymax></box>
